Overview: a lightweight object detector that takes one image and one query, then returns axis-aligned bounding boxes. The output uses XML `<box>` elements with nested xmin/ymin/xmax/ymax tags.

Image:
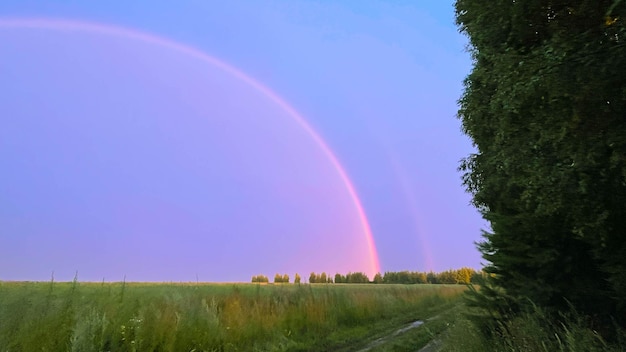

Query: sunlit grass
<box><xmin>0</xmin><ymin>280</ymin><xmax>466</xmax><ymax>351</ymax></box>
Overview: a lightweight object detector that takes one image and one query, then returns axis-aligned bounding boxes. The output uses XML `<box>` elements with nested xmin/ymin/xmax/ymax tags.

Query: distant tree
<box><xmin>325</xmin><ymin>269</ymin><xmax>481</xmax><ymax>285</ymax></box>
<box><xmin>309</xmin><ymin>272</ymin><xmax>317</xmax><ymax>284</ymax></box>
<box><xmin>334</xmin><ymin>273</ymin><xmax>345</xmax><ymax>283</ymax></box>
<box><xmin>438</xmin><ymin>270</ymin><xmax>457</xmax><ymax>284</ymax></box>
<box><xmin>426</xmin><ymin>272</ymin><xmax>437</xmax><ymax>284</ymax></box>
<box><xmin>398</xmin><ymin>271</ymin><xmax>411</xmax><ymax>284</ymax></box>
<box><xmin>381</xmin><ymin>271</ymin><xmax>428</xmax><ymax>284</ymax></box>
<box><xmin>294</xmin><ymin>273</ymin><xmax>301</xmax><ymax>284</ymax></box>
<box><xmin>252</xmin><ymin>275</ymin><xmax>269</xmax><ymax>283</ymax></box>
<box><xmin>373</xmin><ymin>273</ymin><xmax>383</xmax><ymax>284</ymax></box>
<box><xmin>346</xmin><ymin>272</ymin><xmax>369</xmax><ymax>283</ymax></box>
<box><xmin>320</xmin><ymin>272</ymin><xmax>327</xmax><ymax>284</ymax></box>
<box><xmin>413</xmin><ymin>272</ymin><xmax>427</xmax><ymax>284</ymax></box>
<box><xmin>455</xmin><ymin>268</ymin><xmax>474</xmax><ymax>285</ymax></box>
<box><xmin>383</xmin><ymin>271</ymin><xmax>396</xmax><ymax>284</ymax></box>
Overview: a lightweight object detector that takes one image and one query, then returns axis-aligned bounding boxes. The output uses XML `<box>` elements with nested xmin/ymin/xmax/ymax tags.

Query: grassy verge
<box><xmin>350</xmin><ymin>297</ymin><xmax>626</xmax><ymax>352</ymax></box>
<box><xmin>0</xmin><ymin>280</ymin><xmax>466</xmax><ymax>351</ymax></box>
<box><xmin>439</xmin><ymin>303</ymin><xmax>626</xmax><ymax>352</ymax></box>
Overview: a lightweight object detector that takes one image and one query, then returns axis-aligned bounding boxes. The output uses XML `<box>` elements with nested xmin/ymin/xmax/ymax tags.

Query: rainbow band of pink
<box><xmin>0</xmin><ymin>17</ymin><xmax>381</xmax><ymax>276</ymax></box>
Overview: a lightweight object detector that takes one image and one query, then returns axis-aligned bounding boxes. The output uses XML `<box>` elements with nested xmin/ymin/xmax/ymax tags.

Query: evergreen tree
<box><xmin>456</xmin><ymin>0</ymin><xmax>626</xmax><ymax>329</ymax></box>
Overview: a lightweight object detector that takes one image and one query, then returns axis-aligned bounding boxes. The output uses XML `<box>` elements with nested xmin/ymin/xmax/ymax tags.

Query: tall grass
<box><xmin>0</xmin><ymin>281</ymin><xmax>465</xmax><ymax>351</ymax></box>
<box><xmin>440</xmin><ymin>302</ymin><xmax>626</xmax><ymax>352</ymax></box>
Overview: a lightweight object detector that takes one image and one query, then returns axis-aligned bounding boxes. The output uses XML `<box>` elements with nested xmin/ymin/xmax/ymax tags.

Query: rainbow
<box><xmin>0</xmin><ymin>18</ymin><xmax>381</xmax><ymax>276</ymax></box>
<box><xmin>388</xmin><ymin>155</ymin><xmax>435</xmax><ymax>271</ymax></box>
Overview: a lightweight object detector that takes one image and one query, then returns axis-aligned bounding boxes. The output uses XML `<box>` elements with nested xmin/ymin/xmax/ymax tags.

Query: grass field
<box><xmin>0</xmin><ymin>280</ymin><xmax>466</xmax><ymax>351</ymax></box>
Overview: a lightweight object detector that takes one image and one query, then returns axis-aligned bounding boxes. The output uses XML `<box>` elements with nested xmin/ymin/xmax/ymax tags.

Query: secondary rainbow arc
<box><xmin>0</xmin><ymin>17</ymin><xmax>381</xmax><ymax>276</ymax></box>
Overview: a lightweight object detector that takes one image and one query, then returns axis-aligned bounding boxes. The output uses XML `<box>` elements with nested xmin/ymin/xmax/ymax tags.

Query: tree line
<box><xmin>252</xmin><ymin>268</ymin><xmax>482</xmax><ymax>284</ymax></box>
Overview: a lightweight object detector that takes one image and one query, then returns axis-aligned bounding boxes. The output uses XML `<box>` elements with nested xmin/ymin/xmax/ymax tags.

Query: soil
<box><xmin>355</xmin><ymin>320</ymin><xmax>425</xmax><ymax>352</ymax></box>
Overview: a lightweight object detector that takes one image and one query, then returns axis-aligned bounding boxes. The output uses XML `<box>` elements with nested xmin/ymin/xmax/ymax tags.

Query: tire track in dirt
<box><xmin>356</xmin><ymin>320</ymin><xmax>425</xmax><ymax>352</ymax></box>
<box><xmin>355</xmin><ymin>306</ymin><xmax>457</xmax><ymax>352</ymax></box>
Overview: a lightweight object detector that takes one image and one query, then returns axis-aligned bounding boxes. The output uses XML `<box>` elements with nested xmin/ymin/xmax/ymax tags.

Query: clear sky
<box><xmin>0</xmin><ymin>1</ymin><xmax>485</xmax><ymax>282</ymax></box>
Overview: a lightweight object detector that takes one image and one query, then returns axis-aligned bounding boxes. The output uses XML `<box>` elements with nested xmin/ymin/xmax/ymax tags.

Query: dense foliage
<box><xmin>274</xmin><ymin>273</ymin><xmax>290</xmax><ymax>283</ymax></box>
<box><xmin>256</xmin><ymin>269</ymin><xmax>482</xmax><ymax>285</ymax></box>
<box><xmin>382</xmin><ymin>268</ymin><xmax>479</xmax><ymax>285</ymax></box>
<box><xmin>455</xmin><ymin>0</ymin><xmax>626</xmax><ymax>334</ymax></box>
<box><xmin>250</xmin><ymin>274</ymin><xmax>269</xmax><ymax>283</ymax></box>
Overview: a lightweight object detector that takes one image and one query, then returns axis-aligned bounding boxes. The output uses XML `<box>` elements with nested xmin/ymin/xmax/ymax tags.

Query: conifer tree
<box><xmin>456</xmin><ymin>0</ymin><xmax>626</xmax><ymax>329</ymax></box>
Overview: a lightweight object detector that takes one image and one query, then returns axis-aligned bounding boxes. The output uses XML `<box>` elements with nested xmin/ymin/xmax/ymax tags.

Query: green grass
<box><xmin>360</xmin><ymin>304</ymin><xmax>459</xmax><ymax>352</ymax></box>
<box><xmin>0</xmin><ymin>280</ymin><xmax>466</xmax><ymax>351</ymax></box>
<box><xmin>438</xmin><ymin>303</ymin><xmax>626</xmax><ymax>352</ymax></box>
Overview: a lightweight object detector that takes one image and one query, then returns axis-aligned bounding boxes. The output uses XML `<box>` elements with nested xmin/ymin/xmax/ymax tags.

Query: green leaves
<box><xmin>456</xmin><ymin>0</ymin><xmax>626</xmax><ymax>334</ymax></box>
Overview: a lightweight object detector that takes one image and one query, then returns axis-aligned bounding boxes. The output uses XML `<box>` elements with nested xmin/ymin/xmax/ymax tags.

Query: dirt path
<box><xmin>355</xmin><ymin>307</ymin><xmax>456</xmax><ymax>352</ymax></box>
<box><xmin>355</xmin><ymin>320</ymin><xmax>425</xmax><ymax>352</ymax></box>
<box><xmin>416</xmin><ymin>338</ymin><xmax>442</xmax><ymax>352</ymax></box>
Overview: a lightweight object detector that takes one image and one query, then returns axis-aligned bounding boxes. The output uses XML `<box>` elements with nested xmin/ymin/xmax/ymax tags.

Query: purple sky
<box><xmin>0</xmin><ymin>1</ymin><xmax>485</xmax><ymax>282</ymax></box>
